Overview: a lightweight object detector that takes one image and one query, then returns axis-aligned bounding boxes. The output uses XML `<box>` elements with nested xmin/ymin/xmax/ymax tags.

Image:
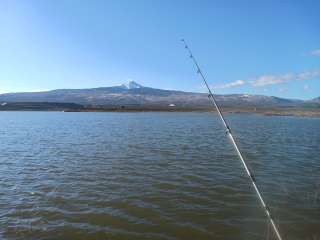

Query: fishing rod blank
<box><xmin>181</xmin><ymin>39</ymin><xmax>283</xmax><ymax>240</ymax></box>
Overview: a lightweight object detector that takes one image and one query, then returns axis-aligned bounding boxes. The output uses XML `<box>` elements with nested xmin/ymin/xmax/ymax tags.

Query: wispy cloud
<box><xmin>304</xmin><ymin>84</ymin><xmax>310</xmax><ymax>91</ymax></box>
<box><xmin>250</xmin><ymin>69</ymin><xmax>320</xmax><ymax>87</ymax></box>
<box><xmin>296</xmin><ymin>70</ymin><xmax>320</xmax><ymax>79</ymax></box>
<box><xmin>209</xmin><ymin>69</ymin><xmax>319</xmax><ymax>90</ymax></box>
<box><xmin>310</xmin><ymin>49</ymin><xmax>320</xmax><ymax>56</ymax></box>
<box><xmin>214</xmin><ymin>80</ymin><xmax>246</xmax><ymax>89</ymax></box>
<box><xmin>0</xmin><ymin>89</ymin><xmax>9</xmax><ymax>94</ymax></box>
<box><xmin>0</xmin><ymin>88</ymin><xmax>50</xmax><ymax>94</ymax></box>
<box><xmin>251</xmin><ymin>74</ymin><xmax>293</xmax><ymax>87</ymax></box>
<box><xmin>27</xmin><ymin>89</ymin><xmax>50</xmax><ymax>92</ymax></box>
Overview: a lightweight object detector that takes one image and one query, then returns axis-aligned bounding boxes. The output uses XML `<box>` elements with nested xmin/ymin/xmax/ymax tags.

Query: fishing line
<box><xmin>181</xmin><ymin>39</ymin><xmax>283</xmax><ymax>240</ymax></box>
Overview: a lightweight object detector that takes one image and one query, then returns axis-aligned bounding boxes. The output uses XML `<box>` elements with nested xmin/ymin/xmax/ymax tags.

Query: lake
<box><xmin>0</xmin><ymin>112</ymin><xmax>319</xmax><ymax>240</ymax></box>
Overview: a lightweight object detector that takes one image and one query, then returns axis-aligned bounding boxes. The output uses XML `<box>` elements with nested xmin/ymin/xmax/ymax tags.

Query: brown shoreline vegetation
<box><xmin>0</xmin><ymin>102</ymin><xmax>319</xmax><ymax>117</ymax></box>
<box><xmin>65</xmin><ymin>107</ymin><xmax>320</xmax><ymax>117</ymax></box>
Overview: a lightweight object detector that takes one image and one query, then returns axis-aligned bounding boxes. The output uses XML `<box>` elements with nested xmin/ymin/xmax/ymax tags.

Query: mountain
<box><xmin>0</xmin><ymin>102</ymin><xmax>83</xmax><ymax>111</ymax></box>
<box><xmin>0</xmin><ymin>81</ymin><xmax>317</xmax><ymax>109</ymax></box>
<box><xmin>311</xmin><ymin>97</ymin><xmax>320</xmax><ymax>103</ymax></box>
<box><xmin>120</xmin><ymin>81</ymin><xmax>142</xmax><ymax>89</ymax></box>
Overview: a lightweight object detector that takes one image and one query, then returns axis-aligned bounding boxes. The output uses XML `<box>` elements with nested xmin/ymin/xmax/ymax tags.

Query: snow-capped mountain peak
<box><xmin>121</xmin><ymin>81</ymin><xmax>143</xmax><ymax>89</ymax></box>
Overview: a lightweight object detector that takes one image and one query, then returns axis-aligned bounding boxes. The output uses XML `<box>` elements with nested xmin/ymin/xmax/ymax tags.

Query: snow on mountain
<box><xmin>120</xmin><ymin>81</ymin><xmax>143</xmax><ymax>89</ymax></box>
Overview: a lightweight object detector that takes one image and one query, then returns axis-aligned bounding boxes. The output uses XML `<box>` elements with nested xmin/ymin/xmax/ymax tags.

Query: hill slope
<box><xmin>0</xmin><ymin>81</ymin><xmax>316</xmax><ymax>109</ymax></box>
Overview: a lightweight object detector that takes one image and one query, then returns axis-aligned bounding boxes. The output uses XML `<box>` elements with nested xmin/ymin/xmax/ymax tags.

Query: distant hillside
<box><xmin>311</xmin><ymin>97</ymin><xmax>320</xmax><ymax>103</ymax></box>
<box><xmin>0</xmin><ymin>102</ymin><xmax>84</xmax><ymax>111</ymax></box>
<box><xmin>0</xmin><ymin>81</ymin><xmax>318</xmax><ymax>109</ymax></box>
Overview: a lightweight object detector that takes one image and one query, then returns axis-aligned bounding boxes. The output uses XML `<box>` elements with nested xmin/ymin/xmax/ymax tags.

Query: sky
<box><xmin>0</xmin><ymin>0</ymin><xmax>319</xmax><ymax>99</ymax></box>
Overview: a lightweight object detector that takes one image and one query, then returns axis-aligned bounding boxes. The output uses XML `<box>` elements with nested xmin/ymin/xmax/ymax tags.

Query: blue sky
<box><xmin>0</xmin><ymin>0</ymin><xmax>319</xmax><ymax>99</ymax></box>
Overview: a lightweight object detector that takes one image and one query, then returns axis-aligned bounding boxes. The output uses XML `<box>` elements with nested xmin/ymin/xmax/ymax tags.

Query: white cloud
<box><xmin>206</xmin><ymin>69</ymin><xmax>319</xmax><ymax>91</ymax></box>
<box><xmin>303</xmin><ymin>84</ymin><xmax>310</xmax><ymax>90</ymax></box>
<box><xmin>297</xmin><ymin>70</ymin><xmax>320</xmax><ymax>79</ymax></box>
<box><xmin>251</xmin><ymin>74</ymin><xmax>293</xmax><ymax>87</ymax></box>
<box><xmin>250</xmin><ymin>69</ymin><xmax>320</xmax><ymax>87</ymax></box>
<box><xmin>214</xmin><ymin>80</ymin><xmax>246</xmax><ymax>89</ymax></box>
<box><xmin>27</xmin><ymin>89</ymin><xmax>50</xmax><ymax>92</ymax></box>
<box><xmin>310</xmin><ymin>49</ymin><xmax>320</xmax><ymax>56</ymax></box>
<box><xmin>0</xmin><ymin>89</ymin><xmax>9</xmax><ymax>94</ymax></box>
<box><xmin>0</xmin><ymin>88</ymin><xmax>50</xmax><ymax>94</ymax></box>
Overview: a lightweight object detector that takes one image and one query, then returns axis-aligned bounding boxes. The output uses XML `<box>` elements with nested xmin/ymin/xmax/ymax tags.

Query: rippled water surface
<box><xmin>0</xmin><ymin>112</ymin><xmax>319</xmax><ymax>240</ymax></box>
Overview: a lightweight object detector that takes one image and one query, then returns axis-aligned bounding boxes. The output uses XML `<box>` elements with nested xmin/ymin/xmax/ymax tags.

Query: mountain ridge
<box><xmin>0</xmin><ymin>81</ymin><xmax>318</xmax><ymax>109</ymax></box>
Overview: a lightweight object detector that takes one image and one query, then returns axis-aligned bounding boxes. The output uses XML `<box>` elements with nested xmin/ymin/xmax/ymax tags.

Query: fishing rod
<box><xmin>181</xmin><ymin>39</ymin><xmax>283</xmax><ymax>240</ymax></box>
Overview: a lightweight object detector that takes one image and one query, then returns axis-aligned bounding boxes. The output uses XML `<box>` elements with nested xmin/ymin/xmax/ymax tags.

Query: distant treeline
<box><xmin>0</xmin><ymin>102</ymin><xmax>319</xmax><ymax>117</ymax></box>
<box><xmin>0</xmin><ymin>102</ymin><xmax>84</xmax><ymax>111</ymax></box>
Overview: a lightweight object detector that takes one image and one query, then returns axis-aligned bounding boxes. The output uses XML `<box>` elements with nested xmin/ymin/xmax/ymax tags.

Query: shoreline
<box><xmin>67</xmin><ymin>108</ymin><xmax>320</xmax><ymax>117</ymax></box>
<box><xmin>1</xmin><ymin>107</ymin><xmax>319</xmax><ymax>117</ymax></box>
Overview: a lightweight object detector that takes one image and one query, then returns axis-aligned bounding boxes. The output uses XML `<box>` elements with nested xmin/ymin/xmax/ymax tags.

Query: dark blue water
<box><xmin>0</xmin><ymin>112</ymin><xmax>319</xmax><ymax>240</ymax></box>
